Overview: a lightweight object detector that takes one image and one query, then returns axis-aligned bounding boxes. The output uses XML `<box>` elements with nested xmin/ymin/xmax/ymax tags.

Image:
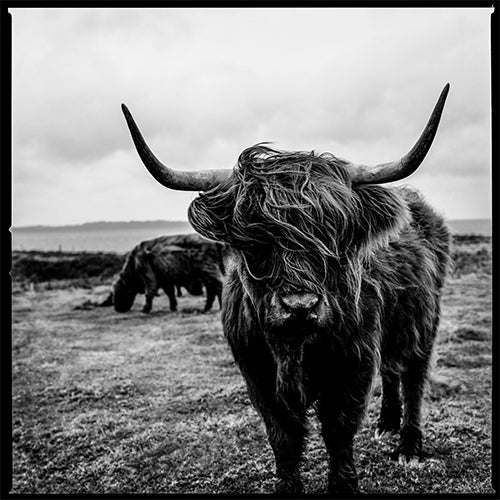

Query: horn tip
<box><xmin>121</xmin><ymin>103</ymin><xmax>131</xmax><ymax>116</ymax></box>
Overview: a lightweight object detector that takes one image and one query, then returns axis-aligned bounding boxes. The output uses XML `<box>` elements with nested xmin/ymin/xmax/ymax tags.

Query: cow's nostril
<box><xmin>280</xmin><ymin>293</ymin><xmax>320</xmax><ymax>313</ymax></box>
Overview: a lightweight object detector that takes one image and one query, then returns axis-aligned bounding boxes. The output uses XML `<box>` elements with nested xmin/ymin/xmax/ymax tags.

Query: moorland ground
<box><xmin>10</xmin><ymin>235</ymin><xmax>494</xmax><ymax>494</ymax></box>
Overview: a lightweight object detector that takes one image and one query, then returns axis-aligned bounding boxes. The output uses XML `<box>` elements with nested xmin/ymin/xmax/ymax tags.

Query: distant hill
<box><xmin>13</xmin><ymin>220</ymin><xmax>193</xmax><ymax>233</ymax></box>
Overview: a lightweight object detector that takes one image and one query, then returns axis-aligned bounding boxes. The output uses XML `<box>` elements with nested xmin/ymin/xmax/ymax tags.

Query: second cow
<box><xmin>113</xmin><ymin>233</ymin><xmax>224</xmax><ymax>313</ymax></box>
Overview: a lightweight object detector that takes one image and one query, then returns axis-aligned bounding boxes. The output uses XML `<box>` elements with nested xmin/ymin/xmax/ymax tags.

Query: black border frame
<box><xmin>1</xmin><ymin>2</ymin><xmax>497</xmax><ymax>499</ymax></box>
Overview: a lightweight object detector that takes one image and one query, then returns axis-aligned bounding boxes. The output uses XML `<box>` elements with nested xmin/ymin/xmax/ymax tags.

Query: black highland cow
<box><xmin>121</xmin><ymin>84</ymin><xmax>451</xmax><ymax>493</ymax></box>
<box><xmin>113</xmin><ymin>234</ymin><xmax>223</xmax><ymax>313</ymax></box>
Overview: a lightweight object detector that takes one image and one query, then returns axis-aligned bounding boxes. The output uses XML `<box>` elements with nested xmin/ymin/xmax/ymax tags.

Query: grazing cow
<box><xmin>121</xmin><ymin>84</ymin><xmax>451</xmax><ymax>493</ymax></box>
<box><xmin>113</xmin><ymin>235</ymin><xmax>223</xmax><ymax>313</ymax></box>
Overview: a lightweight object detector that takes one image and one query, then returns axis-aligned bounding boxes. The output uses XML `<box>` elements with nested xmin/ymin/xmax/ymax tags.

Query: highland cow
<box><xmin>113</xmin><ymin>234</ymin><xmax>223</xmax><ymax>313</ymax></box>
<box><xmin>120</xmin><ymin>84</ymin><xmax>451</xmax><ymax>493</ymax></box>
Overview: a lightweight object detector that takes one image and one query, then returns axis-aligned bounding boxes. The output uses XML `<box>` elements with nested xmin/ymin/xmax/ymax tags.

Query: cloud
<box><xmin>10</xmin><ymin>7</ymin><xmax>492</xmax><ymax>226</ymax></box>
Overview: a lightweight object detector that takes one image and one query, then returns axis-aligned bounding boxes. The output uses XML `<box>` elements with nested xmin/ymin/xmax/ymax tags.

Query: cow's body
<box><xmin>220</xmin><ymin>185</ymin><xmax>449</xmax><ymax>492</ymax></box>
<box><xmin>120</xmin><ymin>84</ymin><xmax>451</xmax><ymax>492</ymax></box>
<box><xmin>113</xmin><ymin>234</ymin><xmax>223</xmax><ymax>313</ymax></box>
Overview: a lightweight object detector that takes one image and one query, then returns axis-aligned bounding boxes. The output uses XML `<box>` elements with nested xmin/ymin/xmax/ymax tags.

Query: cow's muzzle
<box><xmin>278</xmin><ymin>292</ymin><xmax>320</xmax><ymax>319</ymax></box>
<box><xmin>269</xmin><ymin>291</ymin><xmax>323</xmax><ymax>328</ymax></box>
<box><xmin>265</xmin><ymin>291</ymin><xmax>325</xmax><ymax>352</ymax></box>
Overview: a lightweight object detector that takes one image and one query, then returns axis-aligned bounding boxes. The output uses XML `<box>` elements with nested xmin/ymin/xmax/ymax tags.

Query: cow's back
<box><xmin>138</xmin><ymin>233</ymin><xmax>214</xmax><ymax>252</ymax></box>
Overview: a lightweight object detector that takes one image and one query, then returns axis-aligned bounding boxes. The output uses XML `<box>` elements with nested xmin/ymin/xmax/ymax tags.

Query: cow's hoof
<box><xmin>275</xmin><ymin>478</ymin><xmax>303</xmax><ymax>495</ymax></box>
<box><xmin>397</xmin><ymin>455</ymin><xmax>421</xmax><ymax>467</ymax></box>
<box><xmin>376</xmin><ymin>415</ymin><xmax>400</xmax><ymax>440</ymax></box>
<box><xmin>392</xmin><ymin>444</ymin><xmax>423</xmax><ymax>464</ymax></box>
<box><xmin>142</xmin><ymin>307</ymin><xmax>151</xmax><ymax>314</ymax></box>
<box><xmin>328</xmin><ymin>476</ymin><xmax>359</xmax><ymax>495</ymax></box>
<box><xmin>391</xmin><ymin>431</ymin><xmax>423</xmax><ymax>464</ymax></box>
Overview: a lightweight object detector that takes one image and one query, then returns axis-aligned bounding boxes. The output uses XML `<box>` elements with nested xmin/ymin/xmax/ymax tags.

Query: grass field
<box><xmin>10</xmin><ymin>236</ymin><xmax>494</xmax><ymax>494</ymax></box>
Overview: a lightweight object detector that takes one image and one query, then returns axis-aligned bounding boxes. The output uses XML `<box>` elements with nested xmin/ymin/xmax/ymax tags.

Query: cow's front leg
<box><xmin>202</xmin><ymin>287</ymin><xmax>215</xmax><ymax>312</ymax></box>
<box><xmin>261</xmin><ymin>411</ymin><xmax>307</xmax><ymax>494</ymax></box>
<box><xmin>241</xmin><ymin>356</ymin><xmax>308</xmax><ymax>493</ymax></box>
<box><xmin>142</xmin><ymin>294</ymin><xmax>154</xmax><ymax>313</ymax></box>
<box><xmin>316</xmin><ymin>398</ymin><xmax>359</xmax><ymax>494</ymax></box>
<box><xmin>316</xmin><ymin>349</ymin><xmax>376</xmax><ymax>494</ymax></box>
<box><xmin>202</xmin><ymin>278</ymin><xmax>222</xmax><ymax>312</ymax></box>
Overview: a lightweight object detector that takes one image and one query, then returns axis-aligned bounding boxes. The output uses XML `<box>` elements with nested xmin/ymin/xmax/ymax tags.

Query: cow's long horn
<box><xmin>121</xmin><ymin>104</ymin><xmax>232</xmax><ymax>191</ymax></box>
<box><xmin>348</xmin><ymin>84</ymin><xmax>450</xmax><ymax>185</ymax></box>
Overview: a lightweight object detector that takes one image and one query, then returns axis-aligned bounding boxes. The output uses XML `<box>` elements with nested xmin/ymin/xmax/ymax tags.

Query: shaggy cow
<box><xmin>120</xmin><ymin>84</ymin><xmax>451</xmax><ymax>493</ymax></box>
<box><xmin>113</xmin><ymin>234</ymin><xmax>223</xmax><ymax>313</ymax></box>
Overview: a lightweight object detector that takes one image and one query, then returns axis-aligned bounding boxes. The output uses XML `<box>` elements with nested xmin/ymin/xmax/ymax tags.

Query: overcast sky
<box><xmin>11</xmin><ymin>7</ymin><xmax>492</xmax><ymax>227</ymax></box>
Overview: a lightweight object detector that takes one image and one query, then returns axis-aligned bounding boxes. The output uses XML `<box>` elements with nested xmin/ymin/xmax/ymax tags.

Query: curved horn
<box><xmin>349</xmin><ymin>84</ymin><xmax>450</xmax><ymax>185</ymax></box>
<box><xmin>121</xmin><ymin>104</ymin><xmax>232</xmax><ymax>191</ymax></box>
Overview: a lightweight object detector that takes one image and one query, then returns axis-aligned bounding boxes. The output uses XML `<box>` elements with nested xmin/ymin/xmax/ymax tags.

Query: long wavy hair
<box><xmin>188</xmin><ymin>144</ymin><xmax>408</xmax><ymax>302</ymax></box>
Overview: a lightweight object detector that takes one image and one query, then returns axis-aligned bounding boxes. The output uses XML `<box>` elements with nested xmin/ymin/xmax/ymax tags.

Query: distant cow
<box><xmin>121</xmin><ymin>85</ymin><xmax>451</xmax><ymax>493</ymax></box>
<box><xmin>113</xmin><ymin>234</ymin><xmax>224</xmax><ymax>313</ymax></box>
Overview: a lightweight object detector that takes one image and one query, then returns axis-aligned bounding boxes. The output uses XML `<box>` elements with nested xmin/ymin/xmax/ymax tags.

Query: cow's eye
<box><xmin>242</xmin><ymin>248</ymin><xmax>273</xmax><ymax>280</ymax></box>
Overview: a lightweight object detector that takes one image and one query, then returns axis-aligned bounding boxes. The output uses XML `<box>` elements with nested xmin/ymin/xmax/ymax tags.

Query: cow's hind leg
<box><xmin>376</xmin><ymin>366</ymin><xmax>401</xmax><ymax>439</ymax></box>
<box><xmin>395</xmin><ymin>307</ymin><xmax>441</xmax><ymax>463</ymax></box>
<box><xmin>396</xmin><ymin>352</ymin><xmax>433</xmax><ymax>463</ymax></box>
<box><xmin>396</xmin><ymin>360</ymin><xmax>428</xmax><ymax>463</ymax></box>
<box><xmin>163</xmin><ymin>284</ymin><xmax>177</xmax><ymax>311</ymax></box>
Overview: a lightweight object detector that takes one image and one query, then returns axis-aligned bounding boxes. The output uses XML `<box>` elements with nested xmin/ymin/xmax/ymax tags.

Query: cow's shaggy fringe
<box><xmin>189</xmin><ymin>144</ymin><xmax>407</xmax><ymax>311</ymax></box>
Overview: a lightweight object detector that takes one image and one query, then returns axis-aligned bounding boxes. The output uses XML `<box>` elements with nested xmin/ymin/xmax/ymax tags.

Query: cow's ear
<box><xmin>134</xmin><ymin>249</ymin><xmax>151</xmax><ymax>270</ymax></box>
<box><xmin>188</xmin><ymin>187</ymin><xmax>237</xmax><ymax>245</ymax></box>
<box><xmin>350</xmin><ymin>184</ymin><xmax>409</xmax><ymax>250</ymax></box>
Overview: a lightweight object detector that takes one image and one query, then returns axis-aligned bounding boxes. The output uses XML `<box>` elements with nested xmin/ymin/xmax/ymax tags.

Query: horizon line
<box><xmin>11</xmin><ymin>217</ymin><xmax>493</xmax><ymax>231</ymax></box>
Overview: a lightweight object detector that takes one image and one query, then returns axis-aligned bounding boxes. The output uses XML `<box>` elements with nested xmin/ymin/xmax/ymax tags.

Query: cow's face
<box><xmin>228</xmin><ymin>248</ymin><xmax>332</xmax><ymax>352</ymax></box>
<box><xmin>113</xmin><ymin>253</ymin><xmax>143</xmax><ymax>312</ymax></box>
<box><xmin>112</xmin><ymin>278</ymin><xmax>138</xmax><ymax>312</ymax></box>
<box><xmin>188</xmin><ymin>147</ymin><xmax>407</xmax><ymax>349</ymax></box>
